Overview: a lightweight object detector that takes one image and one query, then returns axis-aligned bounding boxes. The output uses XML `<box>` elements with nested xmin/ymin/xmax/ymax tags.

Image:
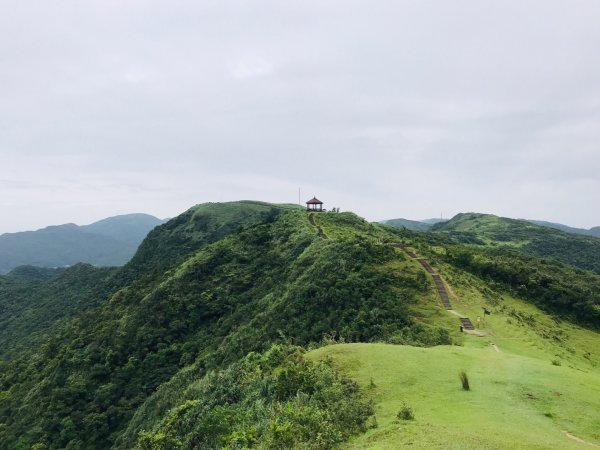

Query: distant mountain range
<box><xmin>526</xmin><ymin>220</ymin><xmax>600</xmax><ymax>238</ymax></box>
<box><xmin>380</xmin><ymin>217</ymin><xmax>447</xmax><ymax>231</ymax></box>
<box><xmin>0</xmin><ymin>213</ymin><xmax>166</xmax><ymax>274</ymax></box>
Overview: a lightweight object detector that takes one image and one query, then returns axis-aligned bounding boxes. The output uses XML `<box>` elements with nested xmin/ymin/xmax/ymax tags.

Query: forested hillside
<box><xmin>1</xmin><ymin>202</ymin><xmax>599</xmax><ymax>449</ymax></box>
<box><xmin>0</xmin><ymin>264</ymin><xmax>118</xmax><ymax>359</ymax></box>
<box><xmin>0</xmin><ymin>201</ymin><xmax>450</xmax><ymax>450</ymax></box>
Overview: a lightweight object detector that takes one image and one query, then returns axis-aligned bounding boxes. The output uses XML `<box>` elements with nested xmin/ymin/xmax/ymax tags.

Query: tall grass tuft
<box><xmin>459</xmin><ymin>371</ymin><xmax>470</xmax><ymax>391</ymax></box>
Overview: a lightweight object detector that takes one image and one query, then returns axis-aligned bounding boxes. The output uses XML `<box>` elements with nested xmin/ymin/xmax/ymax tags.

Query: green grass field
<box><xmin>310</xmin><ymin>341</ymin><xmax>600</xmax><ymax>449</ymax></box>
<box><xmin>309</xmin><ymin>253</ymin><xmax>600</xmax><ymax>449</ymax></box>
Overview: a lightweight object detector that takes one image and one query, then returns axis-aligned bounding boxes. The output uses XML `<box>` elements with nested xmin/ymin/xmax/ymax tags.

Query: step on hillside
<box><xmin>417</xmin><ymin>258</ymin><xmax>436</xmax><ymax>273</ymax></box>
<box><xmin>392</xmin><ymin>243</ymin><xmax>451</xmax><ymax>309</ymax></box>
<box><xmin>460</xmin><ymin>317</ymin><xmax>475</xmax><ymax>330</ymax></box>
<box><xmin>431</xmin><ymin>274</ymin><xmax>452</xmax><ymax>309</ymax></box>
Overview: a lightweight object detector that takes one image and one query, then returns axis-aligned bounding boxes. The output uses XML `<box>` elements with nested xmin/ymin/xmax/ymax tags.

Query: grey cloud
<box><xmin>1</xmin><ymin>0</ymin><xmax>600</xmax><ymax>232</ymax></box>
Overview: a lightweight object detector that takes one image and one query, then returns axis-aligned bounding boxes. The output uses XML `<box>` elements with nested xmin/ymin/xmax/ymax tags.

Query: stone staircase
<box><xmin>460</xmin><ymin>317</ymin><xmax>475</xmax><ymax>330</ymax></box>
<box><xmin>391</xmin><ymin>242</ymin><xmax>475</xmax><ymax>331</ymax></box>
<box><xmin>431</xmin><ymin>274</ymin><xmax>452</xmax><ymax>310</ymax></box>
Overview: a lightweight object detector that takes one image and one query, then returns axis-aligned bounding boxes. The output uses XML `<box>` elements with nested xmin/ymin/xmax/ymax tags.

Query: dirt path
<box><xmin>308</xmin><ymin>213</ymin><xmax>328</xmax><ymax>239</ymax></box>
<box><xmin>562</xmin><ymin>431</ymin><xmax>600</xmax><ymax>448</ymax></box>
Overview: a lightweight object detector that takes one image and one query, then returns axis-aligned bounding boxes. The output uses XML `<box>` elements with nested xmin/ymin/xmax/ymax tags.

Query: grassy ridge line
<box><xmin>115</xmin><ymin>211</ymin><xmax>453</xmax><ymax>449</ymax></box>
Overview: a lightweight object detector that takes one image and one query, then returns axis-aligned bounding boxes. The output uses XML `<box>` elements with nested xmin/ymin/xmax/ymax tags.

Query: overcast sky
<box><xmin>1</xmin><ymin>0</ymin><xmax>600</xmax><ymax>233</ymax></box>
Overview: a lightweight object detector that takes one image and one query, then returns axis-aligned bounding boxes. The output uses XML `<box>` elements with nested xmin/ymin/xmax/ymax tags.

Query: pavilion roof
<box><xmin>306</xmin><ymin>197</ymin><xmax>323</xmax><ymax>205</ymax></box>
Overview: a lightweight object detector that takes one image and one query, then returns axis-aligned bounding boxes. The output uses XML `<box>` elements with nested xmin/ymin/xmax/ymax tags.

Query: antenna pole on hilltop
<box><xmin>298</xmin><ymin>188</ymin><xmax>301</xmax><ymax>206</ymax></box>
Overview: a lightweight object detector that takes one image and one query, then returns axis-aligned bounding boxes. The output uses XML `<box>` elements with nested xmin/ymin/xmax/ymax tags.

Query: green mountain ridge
<box><xmin>382</xmin><ymin>214</ymin><xmax>600</xmax><ymax>239</ymax></box>
<box><xmin>432</xmin><ymin>212</ymin><xmax>600</xmax><ymax>274</ymax></box>
<box><xmin>379</xmin><ymin>218</ymin><xmax>433</xmax><ymax>231</ymax></box>
<box><xmin>0</xmin><ymin>201</ymin><xmax>453</xmax><ymax>449</ymax></box>
<box><xmin>0</xmin><ymin>202</ymin><xmax>598</xmax><ymax>449</ymax></box>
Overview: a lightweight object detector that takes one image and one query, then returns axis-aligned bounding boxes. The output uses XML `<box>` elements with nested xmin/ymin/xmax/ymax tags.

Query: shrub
<box><xmin>397</xmin><ymin>404</ymin><xmax>414</xmax><ymax>421</ymax></box>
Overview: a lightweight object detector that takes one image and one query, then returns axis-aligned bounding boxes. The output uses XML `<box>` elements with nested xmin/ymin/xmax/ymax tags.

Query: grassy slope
<box><xmin>310</xmin><ymin>243</ymin><xmax>600</xmax><ymax>449</ymax></box>
<box><xmin>311</xmin><ymin>342</ymin><xmax>600</xmax><ymax>449</ymax></box>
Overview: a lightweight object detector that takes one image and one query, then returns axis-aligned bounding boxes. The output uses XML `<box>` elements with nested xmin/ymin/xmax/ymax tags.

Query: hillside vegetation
<box><xmin>0</xmin><ymin>264</ymin><xmax>118</xmax><ymax>359</ymax></box>
<box><xmin>379</xmin><ymin>218</ymin><xmax>433</xmax><ymax>232</ymax></box>
<box><xmin>0</xmin><ymin>201</ymin><xmax>451</xmax><ymax>450</ymax></box>
<box><xmin>1</xmin><ymin>202</ymin><xmax>599</xmax><ymax>449</ymax></box>
<box><xmin>309</xmin><ymin>224</ymin><xmax>600</xmax><ymax>448</ymax></box>
<box><xmin>432</xmin><ymin>213</ymin><xmax>600</xmax><ymax>274</ymax></box>
<box><xmin>529</xmin><ymin>219</ymin><xmax>600</xmax><ymax>238</ymax></box>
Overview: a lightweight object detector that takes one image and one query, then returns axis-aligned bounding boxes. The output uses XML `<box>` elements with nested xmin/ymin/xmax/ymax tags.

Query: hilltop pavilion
<box><xmin>306</xmin><ymin>197</ymin><xmax>324</xmax><ymax>212</ymax></box>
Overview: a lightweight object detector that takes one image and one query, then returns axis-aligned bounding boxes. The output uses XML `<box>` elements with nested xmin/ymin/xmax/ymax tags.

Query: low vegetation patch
<box><xmin>135</xmin><ymin>345</ymin><xmax>373</xmax><ymax>450</ymax></box>
<box><xmin>396</xmin><ymin>404</ymin><xmax>415</xmax><ymax>421</ymax></box>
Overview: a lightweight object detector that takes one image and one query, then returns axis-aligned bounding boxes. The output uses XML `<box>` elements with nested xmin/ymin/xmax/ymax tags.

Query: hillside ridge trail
<box><xmin>390</xmin><ymin>242</ymin><xmax>483</xmax><ymax>335</ymax></box>
<box><xmin>308</xmin><ymin>213</ymin><xmax>328</xmax><ymax>239</ymax></box>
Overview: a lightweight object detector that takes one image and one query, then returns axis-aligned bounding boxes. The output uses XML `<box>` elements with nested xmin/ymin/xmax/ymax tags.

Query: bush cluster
<box><xmin>135</xmin><ymin>345</ymin><xmax>373</xmax><ymax>450</ymax></box>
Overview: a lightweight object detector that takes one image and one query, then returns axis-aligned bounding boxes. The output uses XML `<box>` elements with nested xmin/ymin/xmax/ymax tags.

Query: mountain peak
<box><xmin>0</xmin><ymin>213</ymin><xmax>167</xmax><ymax>274</ymax></box>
